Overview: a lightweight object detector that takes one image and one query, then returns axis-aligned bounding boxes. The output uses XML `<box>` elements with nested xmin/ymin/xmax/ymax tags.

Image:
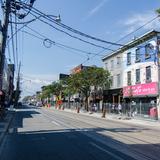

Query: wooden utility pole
<box><xmin>0</xmin><ymin>0</ymin><xmax>11</xmax><ymax>91</ymax></box>
<box><xmin>14</xmin><ymin>61</ymin><xmax>21</xmax><ymax>107</ymax></box>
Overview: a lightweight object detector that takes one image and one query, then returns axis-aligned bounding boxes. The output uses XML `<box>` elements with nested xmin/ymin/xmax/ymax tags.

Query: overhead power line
<box><xmin>19</xmin><ymin>1</ymin><xmax>160</xmax><ymax>65</ymax></box>
<box><xmin>22</xmin><ymin>26</ymin><xmax>105</xmax><ymax>57</ymax></box>
<box><xmin>29</xmin><ymin>11</ymin><xmax>115</xmax><ymax>51</ymax></box>
<box><xmin>30</xmin><ymin>6</ymin><xmax>124</xmax><ymax>46</ymax></box>
<box><xmin>21</xmin><ymin>2</ymin><xmax>124</xmax><ymax>47</ymax></box>
<box><xmin>81</xmin><ymin>16</ymin><xmax>160</xmax><ymax>64</ymax></box>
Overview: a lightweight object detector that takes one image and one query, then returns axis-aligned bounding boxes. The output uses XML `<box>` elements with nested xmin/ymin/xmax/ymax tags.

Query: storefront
<box><xmin>123</xmin><ymin>82</ymin><xmax>158</xmax><ymax>120</ymax></box>
<box><xmin>103</xmin><ymin>88</ymin><xmax>123</xmax><ymax>104</ymax></box>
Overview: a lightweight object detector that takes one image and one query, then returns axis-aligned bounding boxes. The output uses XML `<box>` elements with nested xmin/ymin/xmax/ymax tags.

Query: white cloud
<box><xmin>20</xmin><ymin>74</ymin><xmax>59</xmax><ymax>98</ymax></box>
<box><xmin>84</xmin><ymin>0</ymin><xmax>108</xmax><ymax>20</ymax></box>
<box><xmin>121</xmin><ymin>11</ymin><xmax>160</xmax><ymax>35</ymax></box>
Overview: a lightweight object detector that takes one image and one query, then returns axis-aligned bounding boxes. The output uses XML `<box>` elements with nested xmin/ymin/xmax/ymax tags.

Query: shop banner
<box><xmin>123</xmin><ymin>82</ymin><xmax>158</xmax><ymax>97</ymax></box>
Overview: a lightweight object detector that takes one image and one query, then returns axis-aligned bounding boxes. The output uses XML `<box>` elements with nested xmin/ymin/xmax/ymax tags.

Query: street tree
<box><xmin>65</xmin><ymin>67</ymin><xmax>110</xmax><ymax>111</ymax></box>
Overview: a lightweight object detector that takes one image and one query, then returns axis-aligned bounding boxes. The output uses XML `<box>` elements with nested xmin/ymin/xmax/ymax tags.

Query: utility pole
<box><xmin>14</xmin><ymin>61</ymin><xmax>21</xmax><ymax>107</ymax></box>
<box><xmin>0</xmin><ymin>0</ymin><xmax>11</xmax><ymax>91</ymax></box>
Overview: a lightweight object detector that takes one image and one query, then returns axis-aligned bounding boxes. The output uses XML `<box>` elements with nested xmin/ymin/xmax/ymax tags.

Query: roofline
<box><xmin>102</xmin><ymin>30</ymin><xmax>160</xmax><ymax>61</ymax></box>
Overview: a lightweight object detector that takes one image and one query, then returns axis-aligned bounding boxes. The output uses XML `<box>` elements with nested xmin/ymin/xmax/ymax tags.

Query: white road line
<box><xmin>51</xmin><ymin>121</ymin><xmax>61</xmax><ymax>126</ymax></box>
<box><xmin>90</xmin><ymin>142</ymin><xmax>124</xmax><ymax>160</ymax></box>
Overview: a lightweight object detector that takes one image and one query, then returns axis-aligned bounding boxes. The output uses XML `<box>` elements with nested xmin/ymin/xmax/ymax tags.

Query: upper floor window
<box><xmin>127</xmin><ymin>52</ymin><xmax>131</xmax><ymax>65</ymax></box>
<box><xmin>146</xmin><ymin>66</ymin><xmax>151</xmax><ymax>82</ymax></box>
<box><xmin>117</xmin><ymin>57</ymin><xmax>121</xmax><ymax>65</ymax></box>
<box><xmin>135</xmin><ymin>48</ymin><xmax>140</xmax><ymax>62</ymax></box>
<box><xmin>111</xmin><ymin>60</ymin><xmax>114</xmax><ymax>69</ymax></box>
<box><xmin>117</xmin><ymin>74</ymin><xmax>121</xmax><ymax>87</ymax></box>
<box><xmin>136</xmin><ymin>69</ymin><xmax>140</xmax><ymax>83</ymax></box>
<box><xmin>145</xmin><ymin>44</ymin><xmax>152</xmax><ymax>59</ymax></box>
<box><xmin>105</xmin><ymin>62</ymin><xmax>108</xmax><ymax>70</ymax></box>
<box><xmin>127</xmin><ymin>71</ymin><xmax>131</xmax><ymax>85</ymax></box>
<box><xmin>110</xmin><ymin>76</ymin><xmax>114</xmax><ymax>87</ymax></box>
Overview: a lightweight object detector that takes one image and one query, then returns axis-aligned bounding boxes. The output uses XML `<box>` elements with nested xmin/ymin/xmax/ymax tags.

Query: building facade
<box><xmin>102</xmin><ymin>30</ymin><xmax>160</xmax><ymax>120</ymax></box>
<box><xmin>102</xmin><ymin>52</ymin><xmax>123</xmax><ymax>104</ymax></box>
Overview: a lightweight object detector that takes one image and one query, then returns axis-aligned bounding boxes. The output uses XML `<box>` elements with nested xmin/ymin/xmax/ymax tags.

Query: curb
<box><xmin>49</xmin><ymin>107</ymin><xmax>160</xmax><ymax>128</ymax></box>
<box><xmin>0</xmin><ymin>111</ymin><xmax>15</xmax><ymax>146</ymax></box>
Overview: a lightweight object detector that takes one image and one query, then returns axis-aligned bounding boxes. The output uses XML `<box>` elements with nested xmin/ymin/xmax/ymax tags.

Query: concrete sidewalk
<box><xmin>0</xmin><ymin>110</ymin><xmax>15</xmax><ymax>145</ymax></box>
<box><xmin>49</xmin><ymin>107</ymin><xmax>160</xmax><ymax>128</ymax></box>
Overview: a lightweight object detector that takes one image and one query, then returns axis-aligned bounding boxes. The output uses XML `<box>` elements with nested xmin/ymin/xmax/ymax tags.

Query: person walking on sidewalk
<box><xmin>118</xmin><ymin>103</ymin><xmax>122</xmax><ymax>115</ymax></box>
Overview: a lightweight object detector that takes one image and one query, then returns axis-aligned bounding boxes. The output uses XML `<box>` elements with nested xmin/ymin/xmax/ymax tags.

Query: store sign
<box><xmin>123</xmin><ymin>82</ymin><xmax>158</xmax><ymax>97</ymax></box>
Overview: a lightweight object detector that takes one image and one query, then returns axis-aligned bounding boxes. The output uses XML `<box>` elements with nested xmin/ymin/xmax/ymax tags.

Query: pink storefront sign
<box><xmin>123</xmin><ymin>82</ymin><xmax>158</xmax><ymax>97</ymax></box>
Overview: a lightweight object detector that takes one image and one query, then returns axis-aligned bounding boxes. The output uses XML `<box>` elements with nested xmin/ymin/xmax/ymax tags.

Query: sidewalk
<box><xmin>0</xmin><ymin>110</ymin><xmax>15</xmax><ymax>145</ymax></box>
<box><xmin>50</xmin><ymin>107</ymin><xmax>160</xmax><ymax>128</ymax></box>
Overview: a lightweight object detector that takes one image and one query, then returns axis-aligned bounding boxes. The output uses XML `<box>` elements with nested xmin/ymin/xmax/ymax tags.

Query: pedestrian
<box><xmin>118</xmin><ymin>103</ymin><xmax>122</xmax><ymax>114</ymax></box>
<box><xmin>94</xmin><ymin>103</ymin><xmax>97</xmax><ymax>112</ymax></box>
<box><xmin>111</xmin><ymin>104</ymin><xmax>115</xmax><ymax>113</ymax></box>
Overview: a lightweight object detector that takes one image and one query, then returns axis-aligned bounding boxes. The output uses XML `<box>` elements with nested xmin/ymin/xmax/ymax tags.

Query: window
<box><xmin>146</xmin><ymin>66</ymin><xmax>151</xmax><ymax>82</ymax></box>
<box><xmin>127</xmin><ymin>71</ymin><xmax>131</xmax><ymax>85</ymax></box>
<box><xmin>135</xmin><ymin>48</ymin><xmax>140</xmax><ymax>62</ymax></box>
<box><xmin>110</xmin><ymin>76</ymin><xmax>113</xmax><ymax>87</ymax></box>
<box><xmin>136</xmin><ymin>69</ymin><xmax>140</xmax><ymax>83</ymax></box>
<box><xmin>145</xmin><ymin>44</ymin><xmax>152</xmax><ymax>59</ymax></box>
<box><xmin>111</xmin><ymin>60</ymin><xmax>114</xmax><ymax>69</ymax></box>
<box><xmin>117</xmin><ymin>74</ymin><xmax>121</xmax><ymax>87</ymax></box>
<box><xmin>127</xmin><ymin>52</ymin><xmax>131</xmax><ymax>65</ymax></box>
<box><xmin>117</xmin><ymin>57</ymin><xmax>121</xmax><ymax>65</ymax></box>
<box><xmin>105</xmin><ymin>62</ymin><xmax>108</xmax><ymax>70</ymax></box>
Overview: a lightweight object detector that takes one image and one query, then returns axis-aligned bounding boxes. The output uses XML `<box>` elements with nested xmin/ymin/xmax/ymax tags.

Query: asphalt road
<box><xmin>0</xmin><ymin>105</ymin><xmax>159</xmax><ymax>160</ymax></box>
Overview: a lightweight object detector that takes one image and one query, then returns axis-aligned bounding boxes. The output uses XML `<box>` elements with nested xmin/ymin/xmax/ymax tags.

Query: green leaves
<box><xmin>156</xmin><ymin>8</ymin><xmax>160</xmax><ymax>14</ymax></box>
<box><xmin>65</xmin><ymin>67</ymin><xmax>110</xmax><ymax>97</ymax></box>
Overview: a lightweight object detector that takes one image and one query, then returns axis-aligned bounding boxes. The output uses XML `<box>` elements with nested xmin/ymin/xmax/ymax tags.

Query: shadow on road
<box><xmin>3</xmin><ymin>106</ymin><xmax>159</xmax><ymax>160</ymax></box>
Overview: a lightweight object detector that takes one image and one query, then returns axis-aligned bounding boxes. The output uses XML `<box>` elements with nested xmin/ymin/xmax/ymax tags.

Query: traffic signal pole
<box><xmin>0</xmin><ymin>0</ymin><xmax>11</xmax><ymax>91</ymax></box>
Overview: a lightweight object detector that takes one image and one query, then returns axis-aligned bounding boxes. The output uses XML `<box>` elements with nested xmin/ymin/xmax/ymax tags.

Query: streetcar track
<box><xmin>40</xmin><ymin>108</ymin><xmax>160</xmax><ymax>160</ymax></box>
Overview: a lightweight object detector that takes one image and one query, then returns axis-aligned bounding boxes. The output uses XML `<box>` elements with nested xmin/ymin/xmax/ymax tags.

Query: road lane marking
<box><xmin>51</xmin><ymin>121</ymin><xmax>61</xmax><ymax>126</ymax></box>
<box><xmin>90</xmin><ymin>142</ymin><xmax>124</xmax><ymax>160</ymax></box>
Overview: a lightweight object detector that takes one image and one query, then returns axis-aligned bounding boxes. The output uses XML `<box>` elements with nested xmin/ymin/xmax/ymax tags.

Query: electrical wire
<box><xmin>22</xmin><ymin>3</ymin><xmax>124</xmax><ymax>46</ymax></box>
<box><xmin>22</xmin><ymin>3</ymin><xmax>160</xmax><ymax>64</ymax></box>
<box><xmin>22</xmin><ymin>28</ymin><xmax>105</xmax><ymax>57</ymax></box>
<box><xmin>17</xmin><ymin>1</ymin><xmax>160</xmax><ymax>65</ymax></box>
<box><xmin>25</xmin><ymin>25</ymin><xmax>106</xmax><ymax>56</ymax></box>
<box><xmin>30</xmin><ymin>12</ymin><xmax>115</xmax><ymax>51</ymax></box>
<box><xmin>81</xmin><ymin>16</ymin><xmax>160</xmax><ymax>64</ymax></box>
<box><xmin>20</xmin><ymin>5</ymin><xmax>116</xmax><ymax>51</ymax></box>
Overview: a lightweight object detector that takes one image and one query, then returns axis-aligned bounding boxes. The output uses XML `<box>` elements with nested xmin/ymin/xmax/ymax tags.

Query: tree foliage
<box><xmin>156</xmin><ymin>8</ymin><xmax>160</xmax><ymax>14</ymax></box>
<box><xmin>63</xmin><ymin>67</ymin><xmax>110</xmax><ymax>110</ymax></box>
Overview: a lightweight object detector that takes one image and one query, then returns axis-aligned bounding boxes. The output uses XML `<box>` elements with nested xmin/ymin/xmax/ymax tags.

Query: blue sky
<box><xmin>1</xmin><ymin>0</ymin><xmax>160</xmax><ymax>98</ymax></box>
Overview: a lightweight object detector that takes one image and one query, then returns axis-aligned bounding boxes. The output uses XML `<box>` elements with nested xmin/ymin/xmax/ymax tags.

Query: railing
<box><xmin>51</xmin><ymin>101</ymin><xmax>158</xmax><ymax>120</ymax></box>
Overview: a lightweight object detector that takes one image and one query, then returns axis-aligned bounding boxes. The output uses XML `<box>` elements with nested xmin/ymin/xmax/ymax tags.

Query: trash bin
<box><xmin>149</xmin><ymin>107</ymin><xmax>158</xmax><ymax>119</ymax></box>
